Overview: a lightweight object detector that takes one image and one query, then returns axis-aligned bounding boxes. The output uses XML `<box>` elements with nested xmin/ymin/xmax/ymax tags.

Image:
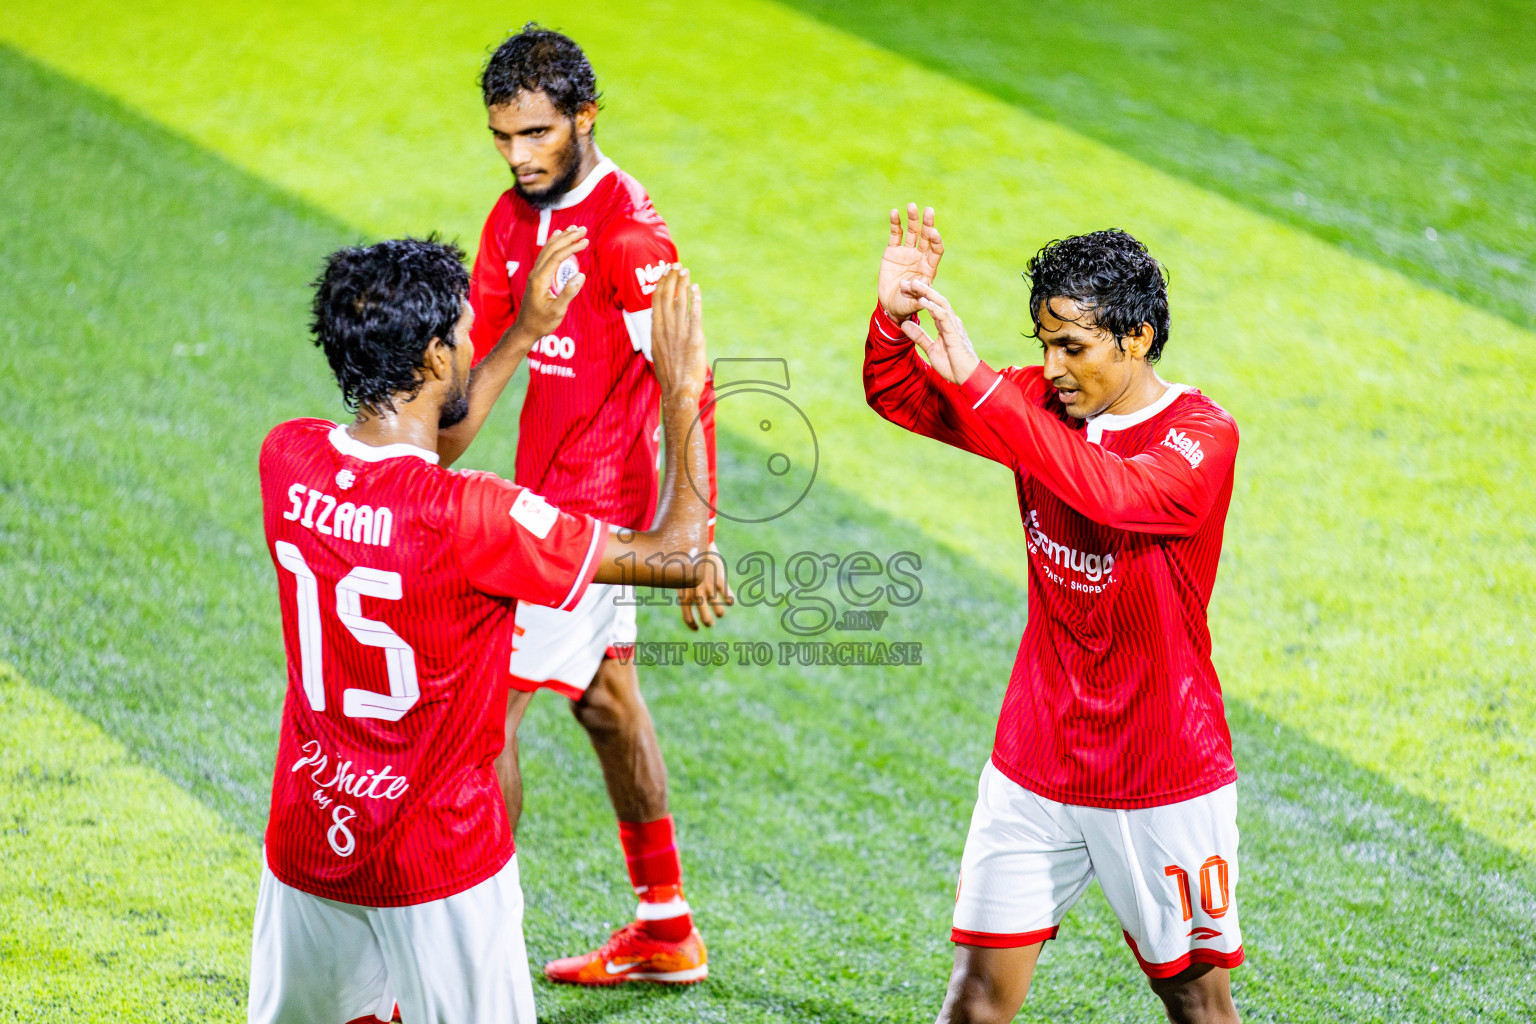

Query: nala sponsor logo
<box><xmin>1026</xmin><ymin>510</ymin><xmax>1115</xmax><ymax>584</ymax></box>
<box><xmin>1162</xmin><ymin>428</ymin><xmax>1204</xmax><ymax>468</ymax></box>
<box><xmin>634</xmin><ymin>261</ymin><xmax>672</xmax><ymax>295</ymax></box>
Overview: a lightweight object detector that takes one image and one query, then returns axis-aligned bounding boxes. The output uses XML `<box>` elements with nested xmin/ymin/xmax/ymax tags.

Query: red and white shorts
<box><xmin>953</xmin><ymin>760</ymin><xmax>1244</xmax><ymax>978</ymax></box>
<box><xmin>248</xmin><ymin>853</ymin><xmax>535</xmax><ymax>1024</ymax></box>
<box><xmin>509</xmin><ymin>582</ymin><xmax>637</xmax><ymax>699</ymax></box>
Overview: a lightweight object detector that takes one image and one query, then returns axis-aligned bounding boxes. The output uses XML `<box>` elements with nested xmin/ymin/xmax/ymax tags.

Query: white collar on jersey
<box><xmin>1083</xmin><ymin>380</ymin><xmax>1189</xmax><ymax>444</ymax></box>
<box><xmin>545</xmin><ymin>149</ymin><xmax>618</xmax><ymax>210</ymax></box>
<box><xmin>327</xmin><ymin>423</ymin><xmax>440</xmax><ymax>465</ymax></box>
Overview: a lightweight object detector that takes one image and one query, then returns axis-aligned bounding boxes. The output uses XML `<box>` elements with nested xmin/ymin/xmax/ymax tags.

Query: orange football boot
<box><xmin>543</xmin><ymin>921</ymin><xmax>708</xmax><ymax>985</ymax></box>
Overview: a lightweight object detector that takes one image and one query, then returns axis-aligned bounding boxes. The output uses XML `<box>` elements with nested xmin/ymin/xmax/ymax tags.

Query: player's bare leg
<box><xmin>495</xmin><ymin>689</ymin><xmax>537</xmax><ymax>832</ymax></box>
<box><xmin>935</xmin><ymin>942</ymin><xmax>1043</xmax><ymax>1024</ymax></box>
<box><xmin>1149</xmin><ymin>964</ymin><xmax>1240</xmax><ymax>1024</ymax></box>
<box><xmin>544</xmin><ymin>654</ymin><xmax>706</xmax><ymax>985</ymax></box>
<box><xmin>572</xmin><ymin>655</ymin><xmax>668</xmax><ymax>821</ymax></box>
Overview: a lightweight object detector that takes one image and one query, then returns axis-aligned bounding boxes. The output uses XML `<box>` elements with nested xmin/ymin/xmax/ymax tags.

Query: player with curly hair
<box><xmin>864</xmin><ymin>206</ymin><xmax>1244</xmax><ymax>1024</ymax></box>
<box><xmin>248</xmin><ymin>228</ymin><xmax>715</xmax><ymax>1023</ymax></box>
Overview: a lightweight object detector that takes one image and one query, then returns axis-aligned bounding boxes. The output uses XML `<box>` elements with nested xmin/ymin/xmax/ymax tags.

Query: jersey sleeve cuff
<box><xmin>960</xmin><ymin>361</ymin><xmax>1002</xmax><ymax>408</ymax></box>
<box><xmin>559</xmin><ymin>517</ymin><xmax>607</xmax><ymax>611</ymax></box>
<box><xmin>871</xmin><ymin>304</ymin><xmax>913</xmax><ymax>341</ymax></box>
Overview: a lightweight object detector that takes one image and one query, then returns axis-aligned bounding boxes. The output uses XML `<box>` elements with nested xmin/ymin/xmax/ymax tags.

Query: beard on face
<box><xmin>514</xmin><ymin>122</ymin><xmax>583</xmax><ymax>208</ymax></box>
<box><xmin>438</xmin><ymin>388</ymin><xmax>470</xmax><ymax>430</ymax></box>
<box><xmin>438</xmin><ymin>357</ymin><xmax>470</xmax><ymax>429</ymax></box>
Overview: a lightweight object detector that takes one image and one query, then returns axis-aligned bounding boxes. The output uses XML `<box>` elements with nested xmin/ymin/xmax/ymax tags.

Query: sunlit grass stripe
<box><xmin>0</xmin><ymin>663</ymin><xmax>255</xmax><ymax>1023</ymax></box>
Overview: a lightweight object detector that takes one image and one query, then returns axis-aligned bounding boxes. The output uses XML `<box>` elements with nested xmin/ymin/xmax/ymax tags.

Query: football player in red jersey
<box><xmin>465</xmin><ymin>25</ymin><xmax>726</xmax><ymax>986</ymax></box>
<box><xmin>248</xmin><ymin>229</ymin><xmax>715</xmax><ymax>1024</ymax></box>
<box><xmin>864</xmin><ymin>206</ymin><xmax>1244</xmax><ymax>1024</ymax></box>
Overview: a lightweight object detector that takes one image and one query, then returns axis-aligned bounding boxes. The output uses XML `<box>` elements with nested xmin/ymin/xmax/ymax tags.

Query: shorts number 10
<box><xmin>1163</xmin><ymin>856</ymin><xmax>1232</xmax><ymax>921</ymax></box>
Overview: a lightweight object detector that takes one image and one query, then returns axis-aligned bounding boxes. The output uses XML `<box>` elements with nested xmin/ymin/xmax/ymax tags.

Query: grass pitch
<box><xmin>0</xmin><ymin>665</ymin><xmax>254</xmax><ymax>1022</ymax></box>
<box><xmin>788</xmin><ymin>0</ymin><xmax>1536</xmax><ymax>332</ymax></box>
<box><xmin>1</xmin><ymin>0</ymin><xmax>1534</xmax><ymax>1020</ymax></box>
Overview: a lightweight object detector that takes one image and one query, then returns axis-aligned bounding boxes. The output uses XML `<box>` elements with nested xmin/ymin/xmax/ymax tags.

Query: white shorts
<box><xmin>953</xmin><ymin>760</ymin><xmax>1243</xmax><ymax>979</ymax></box>
<box><xmin>509</xmin><ymin>581</ymin><xmax>637</xmax><ymax>699</ymax></box>
<box><xmin>248</xmin><ymin>853</ymin><xmax>536</xmax><ymax>1024</ymax></box>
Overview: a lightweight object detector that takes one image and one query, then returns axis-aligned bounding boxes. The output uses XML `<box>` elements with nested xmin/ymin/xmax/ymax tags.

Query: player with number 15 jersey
<box><xmin>259</xmin><ymin>418</ymin><xmax>603</xmax><ymax>906</ymax></box>
<box><xmin>247</xmin><ymin>231</ymin><xmax>714</xmax><ymax>1024</ymax></box>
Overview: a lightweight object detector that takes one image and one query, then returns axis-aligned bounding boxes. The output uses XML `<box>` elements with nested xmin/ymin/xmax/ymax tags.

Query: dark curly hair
<box><xmin>481</xmin><ymin>23</ymin><xmax>601</xmax><ymax>119</ymax></box>
<box><xmin>1025</xmin><ymin>229</ymin><xmax>1170</xmax><ymax>362</ymax></box>
<box><xmin>309</xmin><ymin>237</ymin><xmax>469</xmax><ymax>413</ymax></box>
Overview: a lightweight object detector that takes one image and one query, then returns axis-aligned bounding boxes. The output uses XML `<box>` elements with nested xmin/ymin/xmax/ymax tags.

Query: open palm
<box><xmin>878</xmin><ymin>203</ymin><xmax>945</xmax><ymax>320</ymax></box>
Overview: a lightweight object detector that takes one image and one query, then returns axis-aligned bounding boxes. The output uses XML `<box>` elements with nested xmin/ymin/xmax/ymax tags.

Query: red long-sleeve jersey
<box><xmin>469</xmin><ymin>156</ymin><xmax>716</xmax><ymax>534</ymax></box>
<box><xmin>864</xmin><ymin>307</ymin><xmax>1239</xmax><ymax>808</ymax></box>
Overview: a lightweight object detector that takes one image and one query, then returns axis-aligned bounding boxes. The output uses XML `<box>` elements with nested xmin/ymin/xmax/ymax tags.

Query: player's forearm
<box><xmin>594</xmin><ymin>383</ymin><xmax>711</xmax><ymax>587</ymax></box>
<box><xmin>436</xmin><ymin>325</ymin><xmax>538</xmax><ymax>468</ymax></box>
<box><xmin>961</xmin><ymin>363</ymin><xmax>1211</xmax><ymax>534</ymax></box>
<box><xmin>864</xmin><ymin>308</ymin><xmax>1013</xmax><ymax>465</ymax></box>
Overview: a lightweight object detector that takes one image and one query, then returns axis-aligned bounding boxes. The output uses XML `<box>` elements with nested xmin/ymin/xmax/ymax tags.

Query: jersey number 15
<box><xmin>274</xmin><ymin>541</ymin><xmax>419</xmax><ymax>721</ymax></box>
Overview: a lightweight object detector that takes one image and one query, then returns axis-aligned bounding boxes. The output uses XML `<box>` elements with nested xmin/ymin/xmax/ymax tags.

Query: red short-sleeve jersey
<box><xmin>468</xmin><ymin>156</ymin><xmax>716</xmax><ymax>532</ymax></box>
<box><xmin>258</xmin><ymin>419</ymin><xmax>604</xmax><ymax>906</ymax></box>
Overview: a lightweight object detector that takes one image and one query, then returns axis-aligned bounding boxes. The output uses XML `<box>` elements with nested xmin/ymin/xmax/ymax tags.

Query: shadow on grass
<box><xmin>534</xmin><ymin>982</ymin><xmax>899</xmax><ymax>1024</ymax></box>
<box><xmin>781</xmin><ymin>0</ymin><xmax>1536</xmax><ymax>333</ymax></box>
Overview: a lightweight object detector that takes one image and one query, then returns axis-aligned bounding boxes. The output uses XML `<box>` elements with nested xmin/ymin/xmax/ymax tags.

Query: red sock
<box><xmin>618</xmin><ymin>816</ymin><xmax>693</xmax><ymax>942</ymax></box>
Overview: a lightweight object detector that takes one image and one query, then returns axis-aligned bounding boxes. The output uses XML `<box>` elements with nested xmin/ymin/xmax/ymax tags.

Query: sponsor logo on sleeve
<box><xmin>634</xmin><ymin>261</ymin><xmax>672</xmax><ymax>296</ymax></box>
<box><xmin>505</xmin><ymin>260</ymin><xmax>520</xmax><ymax>278</ymax></box>
<box><xmin>510</xmin><ymin>489</ymin><xmax>559</xmax><ymax>539</ymax></box>
<box><xmin>1162</xmin><ymin>428</ymin><xmax>1204</xmax><ymax>468</ymax></box>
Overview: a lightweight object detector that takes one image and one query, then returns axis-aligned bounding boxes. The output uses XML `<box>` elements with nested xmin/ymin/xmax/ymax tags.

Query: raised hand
<box><xmin>878</xmin><ymin>203</ymin><xmax>945</xmax><ymax>321</ymax></box>
<box><xmin>591</xmin><ymin>266</ymin><xmax>713</xmax><ymax>590</ymax></box>
<box><xmin>649</xmin><ymin>266</ymin><xmax>708</xmax><ymax>402</ymax></box>
<box><xmin>899</xmin><ymin>279</ymin><xmax>980</xmax><ymax>385</ymax></box>
<box><xmin>436</xmin><ymin>227</ymin><xmax>588</xmax><ymax>469</ymax></box>
<box><xmin>510</xmin><ymin>226</ymin><xmax>588</xmax><ymax>340</ymax></box>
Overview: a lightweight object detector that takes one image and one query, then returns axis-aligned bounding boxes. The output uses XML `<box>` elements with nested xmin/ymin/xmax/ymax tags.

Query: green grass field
<box><xmin>1</xmin><ymin>0</ymin><xmax>1533</xmax><ymax>1020</ymax></box>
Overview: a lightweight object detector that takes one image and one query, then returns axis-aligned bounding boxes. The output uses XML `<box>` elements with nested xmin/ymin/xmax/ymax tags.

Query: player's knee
<box><xmin>493</xmin><ymin>739</ymin><xmax>516</xmax><ymax>771</ymax></box>
<box><xmin>571</xmin><ymin>668</ymin><xmax>640</xmax><ymax>737</ymax></box>
<box><xmin>941</xmin><ymin>972</ymin><xmax>1016</xmax><ymax>1024</ymax></box>
<box><xmin>1149</xmin><ymin>965</ymin><xmax>1234</xmax><ymax>1023</ymax></box>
